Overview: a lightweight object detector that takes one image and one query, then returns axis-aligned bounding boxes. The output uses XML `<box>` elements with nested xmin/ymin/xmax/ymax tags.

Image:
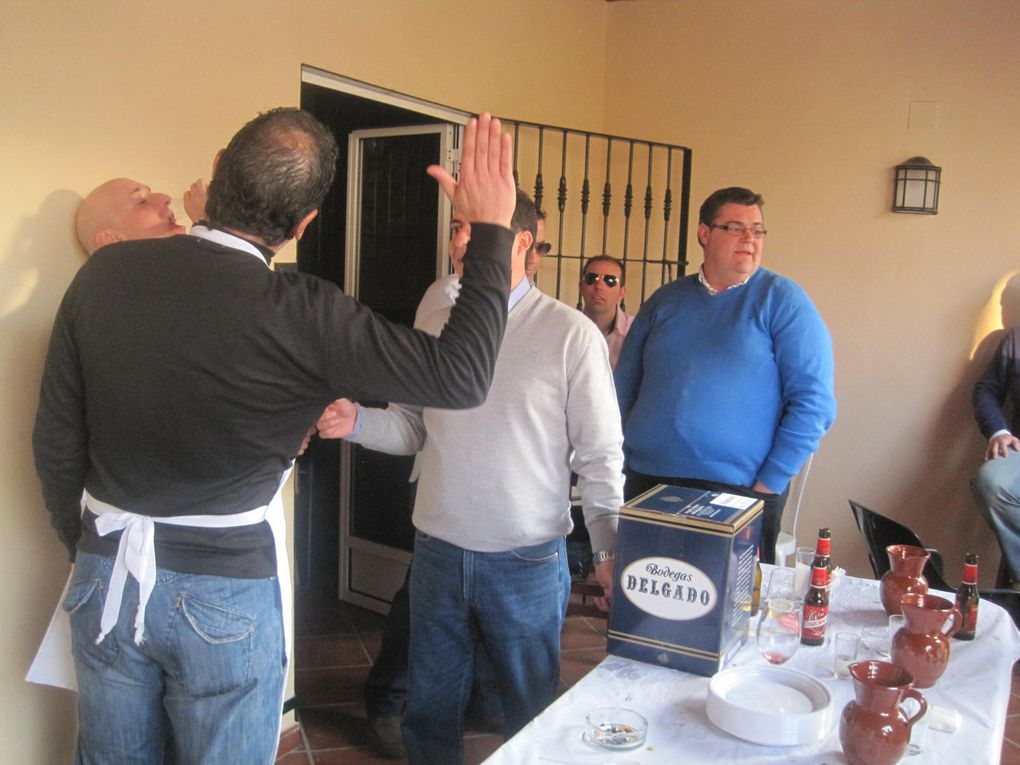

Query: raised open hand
<box><xmin>426</xmin><ymin>112</ymin><xmax>515</xmax><ymax>229</ymax></box>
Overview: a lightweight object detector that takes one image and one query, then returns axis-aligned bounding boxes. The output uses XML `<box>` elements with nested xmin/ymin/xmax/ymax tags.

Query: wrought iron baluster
<box><xmin>512</xmin><ymin>122</ymin><xmax>520</xmax><ymax>187</ymax></box>
<box><xmin>534</xmin><ymin>126</ymin><xmax>544</xmax><ymax>213</ymax></box>
<box><xmin>579</xmin><ymin>135</ymin><xmax>592</xmax><ymax>299</ymax></box>
<box><xmin>662</xmin><ymin>147</ymin><xmax>673</xmax><ymax>284</ymax></box>
<box><xmin>640</xmin><ymin>145</ymin><xmax>654</xmax><ymax>304</ymax></box>
<box><xmin>555</xmin><ymin>128</ymin><xmax>568</xmax><ymax>297</ymax></box>
<box><xmin>601</xmin><ymin>138</ymin><xmax>612</xmax><ymax>257</ymax></box>
<box><xmin>623</xmin><ymin>142</ymin><xmax>635</xmax><ymax>263</ymax></box>
<box><xmin>678</xmin><ymin>147</ymin><xmax>693</xmax><ymax>277</ymax></box>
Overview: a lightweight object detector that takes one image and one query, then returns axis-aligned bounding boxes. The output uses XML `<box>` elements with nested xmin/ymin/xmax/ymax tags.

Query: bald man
<box><xmin>75</xmin><ymin>177</ymin><xmax>202</xmax><ymax>255</ymax></box>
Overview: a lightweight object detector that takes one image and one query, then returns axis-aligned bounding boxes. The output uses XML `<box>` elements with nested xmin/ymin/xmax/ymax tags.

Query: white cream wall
<box><xmin>0</xmin><ymin>1</ymin><xmax>608</xmax><ymax>760</ymax></box>
<box><xmin>603</xmin><ymin>0</ymin><xmax>1020</xmax><ymax>583</ymax></box>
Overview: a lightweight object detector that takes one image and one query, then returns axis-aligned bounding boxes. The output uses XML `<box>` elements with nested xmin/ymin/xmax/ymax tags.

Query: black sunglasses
<box><xmin>582</xmin><ymin>272</ymin><xmax>620</xmax><ymax>288</ymax></box>
<box><xmin>534</xmin><ymin>242</ymin><xmax>552</xmax><ymax>256</ymax></box>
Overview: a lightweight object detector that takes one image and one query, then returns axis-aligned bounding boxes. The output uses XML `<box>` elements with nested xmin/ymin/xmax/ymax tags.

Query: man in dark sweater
<box><xmin>32</xmin><ymin>108</ymin><xmax>517</xmax><ymax>765</ymax></box>
<box><xmin>973</xmin><ymin>327</ymin><xmax>1020</xmax><ymax>589</ymax></box>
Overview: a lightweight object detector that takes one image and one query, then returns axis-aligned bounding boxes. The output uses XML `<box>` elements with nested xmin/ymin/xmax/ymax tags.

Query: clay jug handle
<box><xmin>901</xmin><ymin>688</ymin><xmax>928</xmax><ymax>728</ymax></box>
<box><xmin>942</xmin><ymin>607</ymin><xmax>963</xmax><ymax>638</ymax></box>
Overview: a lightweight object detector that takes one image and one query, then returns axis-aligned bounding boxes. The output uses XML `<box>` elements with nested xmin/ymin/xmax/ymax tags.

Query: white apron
<box><xmin>26</xmin><ymin>468</ymin><xmax>293</xmax><ymax>699</ymax></box>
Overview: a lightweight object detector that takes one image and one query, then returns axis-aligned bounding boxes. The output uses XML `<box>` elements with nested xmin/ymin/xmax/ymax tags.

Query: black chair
<box><xmin>848</xmin><ymin>499</ymin><xmax>952</xmax><ymax>590</ymax></box>
<box><xmin>848</xmin><ymin>499</ymin><xmax>1020</xmax><ymax>627</ymax></box>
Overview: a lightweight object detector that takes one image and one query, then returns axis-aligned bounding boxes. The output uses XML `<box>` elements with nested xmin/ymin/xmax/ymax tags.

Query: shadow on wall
<box><xmin>888</xmin><ymin>272</ymin><xmax>1020</xmax><ymax>580</ymax></box>
<box><xmin>2</xmin><ymin>188</ymin><xmax>85</xmax><ymax>765</ymax></box>
<box><xmin>1</xmin><ymin>187</ymin><xmax>85</xmax><ymax>499</ymax></box>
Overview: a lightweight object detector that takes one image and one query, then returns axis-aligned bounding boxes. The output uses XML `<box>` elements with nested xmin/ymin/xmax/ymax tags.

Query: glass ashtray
<box><xmin>583</xmin><ymin>707</ymin><xmax>648</xmax><ymax>750</ymax></box>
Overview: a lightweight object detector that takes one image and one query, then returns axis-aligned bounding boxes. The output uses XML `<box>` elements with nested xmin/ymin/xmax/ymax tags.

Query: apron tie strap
<box><xmin>84</xmin><ymin>490</ymin><xmax>269</xmax><ymax>645</ymax></box>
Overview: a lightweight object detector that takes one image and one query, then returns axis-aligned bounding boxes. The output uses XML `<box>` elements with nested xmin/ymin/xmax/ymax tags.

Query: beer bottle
<box><xmin>954</xmin><ymin>552</ymin><xmax>979</xmax><ymax>641</ymax></box>
<box><xmin>801</xmin><ymin>561</ymin><xmax>829</xmax><ymax>645</ymax></box>
<box><xmin>813</xmin><ymin>527</ymin><xmax>831</xmax><ymax>574</ymax></box>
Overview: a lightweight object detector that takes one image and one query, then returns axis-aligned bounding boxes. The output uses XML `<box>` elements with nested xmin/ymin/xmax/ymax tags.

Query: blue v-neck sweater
<box><xmin>614</xmin><ymin>268</ymin><xmax>836</xmax><ymax>493</ymax></box>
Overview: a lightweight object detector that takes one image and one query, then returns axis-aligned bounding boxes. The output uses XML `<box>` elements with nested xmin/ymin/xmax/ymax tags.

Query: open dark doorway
<box><xmin>295</xmin><ymin>71</ymin><xmax>467</xmax><ymax>608</ymax></box>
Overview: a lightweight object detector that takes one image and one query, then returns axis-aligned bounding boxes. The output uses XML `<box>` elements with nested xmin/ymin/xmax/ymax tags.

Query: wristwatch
<box><xmin>593</xmin><ymin>550</ymin><xmax>615</xmax><ymax>566</ymax></box>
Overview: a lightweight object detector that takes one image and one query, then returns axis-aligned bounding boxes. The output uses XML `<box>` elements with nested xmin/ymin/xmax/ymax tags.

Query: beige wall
<box><xmin>0</xmin><ymin>1</ymin><xmax>607</xmax><ymax>760</ymax></box>
<box><xmin>4</xmin><ymin>0</ymin><xmax>1019</xmax><ymax>758</ymax></box>
<box><xmin>603</xmin><ymin>0</ymin><xmax>1020</xmax><ymax>582</ymax></box>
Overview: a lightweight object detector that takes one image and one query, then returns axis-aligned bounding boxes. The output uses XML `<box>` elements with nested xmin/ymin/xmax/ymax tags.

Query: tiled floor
<box><xmin>278</xmin><ymin>593</ymin><xmax>1020</xmax><ymax>765</ymax></box>
<box><xmin>277</xmin><ymin>593</ymin><xmax>609</xmax><ymax>764</ymax></box>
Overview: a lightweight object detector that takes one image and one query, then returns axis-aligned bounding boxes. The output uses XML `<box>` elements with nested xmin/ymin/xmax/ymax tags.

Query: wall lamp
<box><xmin>892</xmin><ymin>156</ymin><xmax>941</xmax><ymax>214</ymax></box>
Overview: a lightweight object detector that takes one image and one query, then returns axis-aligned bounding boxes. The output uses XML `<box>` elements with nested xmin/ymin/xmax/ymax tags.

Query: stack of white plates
<box><xmin>706</xmin><ymin>665</ymin><xmax>833</xmax><ymax>746</ymax></box>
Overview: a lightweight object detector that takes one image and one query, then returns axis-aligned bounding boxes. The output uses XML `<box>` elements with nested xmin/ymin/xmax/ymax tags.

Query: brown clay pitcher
<box><xmin>839</xmin><ymin>660</ymin><xmax>927</xmax><ymax>765</ymax></box>
<box><xmin>880</xmin><ymin>544</ymin><xmax>929</xmax><ymax>615</ymax></box>
<box><xmin>891</xmin><ymin>592</ymin><xmax>962</xmax><ymax>688</ymax></box>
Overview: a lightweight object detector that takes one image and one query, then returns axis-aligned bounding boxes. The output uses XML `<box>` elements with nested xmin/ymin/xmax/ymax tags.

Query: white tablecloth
<box><xmin>483</xmin><ymin>572</ymin><xmax>1020</xmax><ymax>764</ymax></box>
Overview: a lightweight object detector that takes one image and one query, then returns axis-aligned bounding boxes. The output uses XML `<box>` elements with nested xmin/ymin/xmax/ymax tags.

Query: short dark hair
<box><xmin>582</xmin><ymin>255</ymin><xmax>626</xmax><ymax>285</ymax></box>
<box><xmin>206</xmin><ymin>108</ymin><xmax>339</xmax><ymax>247</ymax></box>
<box><xmin>698</xmin><ymin>187</ymin><xmax>764</xmax><ymax>226</ymax></box>
<box><xmin>512</xmin><ymin>188</ymin><xmax>538</xmax><ymax>253</ymax></box>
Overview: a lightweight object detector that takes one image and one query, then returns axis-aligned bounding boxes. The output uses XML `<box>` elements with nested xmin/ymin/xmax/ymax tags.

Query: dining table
<box><xmin>481</xmin><ymin>568</ymin><xmax>1020</xmax><ymax>764</ymax></box>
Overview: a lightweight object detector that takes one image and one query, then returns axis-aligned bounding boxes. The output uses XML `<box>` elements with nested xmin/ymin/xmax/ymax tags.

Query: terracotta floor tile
<box><xmin>462</xmin><ymin>732</ymin><xmax>504</xmax><ymax>764</ymax></box>
<box><xmin>1003</xmin><ymin>737</ymin><xmax>1020</xmax><ymax>765</ymax></box>
<box><xmin>294</xmin><ymin>605</ymin><xmax>361</xmax><ymax>638</ymax></box>
<box><xmin>310</xmin><ymin>747</ymin><xmax>405</xmax><ymax>764</ymax></box>
<box><xmin>558</xmin><ymin>645</ymin><xmax>608</xmax><ymax>690</ymax></box>
<box><xmin>560</xmin><ymin>615</ymin><xmax>607</xmax><ymax>650</ymax></box>
<box><xmin>297</xmin><ymin>665</ymin><xmax>372</xmax><ymax>707</ymax></box>
<box><xmin>1004</xmin><ymin>713</ymin><xmax>1020</xmax><ymax>747</ymax></box>
<box><xmin>297</xmin><ymin>634</ymin><xmax>372</xmax><ymax>669</ymax></box>
<box><xmin>275</xmin><ymin>751</ymin><xmax>314</xmax><ymax>765</ymax></box>
<box><xmin>360</xmin><ymin>629</ymin><xmax>383</xmax><ymax>661</ymax></box>
<box><xmin>299</xmin><ymin>703</ymin><xmax>374</xmax><ymax>751</ymax></box>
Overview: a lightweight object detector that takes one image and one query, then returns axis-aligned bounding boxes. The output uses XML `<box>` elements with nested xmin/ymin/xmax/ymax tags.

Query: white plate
<box><xmin>706</xmin><ymin>665</ymin><xmax>833</xmax><ymax>746</ymax></box>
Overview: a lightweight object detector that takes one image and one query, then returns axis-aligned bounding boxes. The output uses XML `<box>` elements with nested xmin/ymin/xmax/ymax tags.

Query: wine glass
<box><xmin>756</xmin><ymin>597</ymin><xmax>802</xmax><ymax>665</ymax></box>
<box><xmin>766</xmin><ymin>566</ymin><xmax>797</xmax><ymax>601</ymax></box>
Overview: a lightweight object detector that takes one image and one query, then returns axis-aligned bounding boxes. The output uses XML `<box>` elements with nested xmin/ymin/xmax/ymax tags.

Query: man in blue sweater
<box><xmin>614</xmin><ymin>186</ymin><xmax>836</xmax><ymax>564</ymax></box>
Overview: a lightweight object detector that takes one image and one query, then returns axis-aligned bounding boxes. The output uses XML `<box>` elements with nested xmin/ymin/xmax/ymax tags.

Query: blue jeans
<box><xmin>402</xmin><ymin>532</ymin><xmax>570</xmax><ymax>764</ymax></box>
<box><xmin>66</xmin><ymin>552</ymin><xmax>285</xmax><ymax>765</ymax></box>
<box><xmin>974</xmin><ymin>450</ymin><xmax>1020</xmax><ymax>583</ymax></box>
<box><xmin>364</xmin><ymin>566</ymin><xmax>504</xmax><ymax>726</ymax></box>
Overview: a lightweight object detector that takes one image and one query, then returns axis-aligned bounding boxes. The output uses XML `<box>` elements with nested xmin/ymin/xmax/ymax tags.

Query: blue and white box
<box><xmin>607</xmin><ymin>484</ymin><xmax>763</xmax><ymax>677</ymax></box>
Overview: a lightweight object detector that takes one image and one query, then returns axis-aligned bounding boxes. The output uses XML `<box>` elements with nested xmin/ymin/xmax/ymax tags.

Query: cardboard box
<box><xmin>607</xmin><ymin>484</ymin><xmax>763</xmax><ymax>677</ymax></box>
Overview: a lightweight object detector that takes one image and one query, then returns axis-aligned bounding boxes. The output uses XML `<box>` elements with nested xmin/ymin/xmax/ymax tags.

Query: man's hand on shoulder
<box><xmin>184</xmin><ymin>179</ymin><xmax>208</xmax><ymax>224</ymax></box>
<box><xmin>316</xmin><ymin>398</ymin><xmax>358</xmax><ymax>440</ymax></box>
<box><xmin>985</xmin><ymin>433</ymin><xmax>1020</xmax><ymax>461</ymax></box>
<box><xmin>426</xmin><ymin>113</ymin><xmax>515</xmax><ymax>228</ymax></box>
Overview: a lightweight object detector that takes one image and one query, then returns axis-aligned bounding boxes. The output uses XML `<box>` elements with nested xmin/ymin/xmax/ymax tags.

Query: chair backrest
<box><xmin>847</xmin><ymin>499</ymin><xmax>953</xmax><ymax>590</ymax></box>
<box><xmin>775</xmin><ymin>453</ymin><xmax>814</xmax><ymax>566</ymax></box>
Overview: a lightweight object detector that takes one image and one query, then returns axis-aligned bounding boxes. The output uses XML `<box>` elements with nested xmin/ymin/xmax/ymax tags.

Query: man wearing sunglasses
<box><xmin>580</xmin><ymin>255</ymin><xmax>633</xmax><ymax>369</ymax></box>
<box><xmin>614</xmin><ymin>186</ymin><xmax>836</xmax><ymax>564</ymax></box>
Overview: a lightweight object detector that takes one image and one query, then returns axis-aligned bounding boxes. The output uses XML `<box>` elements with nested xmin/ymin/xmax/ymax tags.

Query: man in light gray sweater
<box><xmin>317</xmin><ymin>189</ymin><xmax>623</xmax><ymax>764</ymax></box>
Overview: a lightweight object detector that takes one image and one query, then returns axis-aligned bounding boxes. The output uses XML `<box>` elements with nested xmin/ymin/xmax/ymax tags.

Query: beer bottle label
<box><xmin>802</xmin><ymin>605</ymin><xmax>828</xmax><ymax>639</ymax></box>
<box><xmin>962</xmin><ymin>604</ymin><xmax>978</xmax><ymax>633</ymax></box>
